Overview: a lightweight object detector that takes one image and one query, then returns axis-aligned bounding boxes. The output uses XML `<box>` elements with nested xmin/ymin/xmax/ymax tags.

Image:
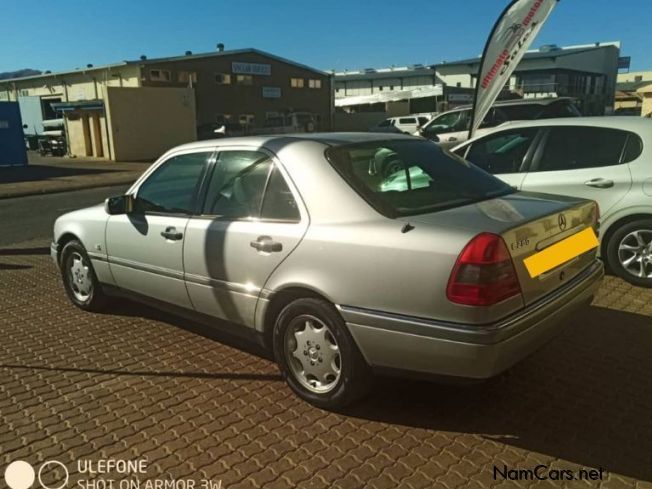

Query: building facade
<box><xmin>0</xmin><ymin>48</ymin><xmax>332</xmax><ymax>161</ymax></box>
<box><xmin>435</xmin><ymin>42</ymin><xmax>622</xmax><ymax>115</ymax></box>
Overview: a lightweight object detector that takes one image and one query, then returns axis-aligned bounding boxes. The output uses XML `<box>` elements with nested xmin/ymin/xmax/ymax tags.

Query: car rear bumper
<box><xmin>340</xmin><ymin>260</ymin><xmax>604</xmax><ymax>379</ymax></box>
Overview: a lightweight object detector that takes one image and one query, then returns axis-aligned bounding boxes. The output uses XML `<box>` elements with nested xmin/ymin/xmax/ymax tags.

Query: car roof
<box><xmin>168</xmin><ymin>132</ymin><xmax>416</xmax><ymax>154</ymax></box>
<box><xmin>489</xmin><ymin>116</ymin><xmax>652</xmax><ymax>131</ymax></box>
<box><xmin>443</xmin><ymin>97</ymin><xmax>576</xmax><ymax>113</ymax></box>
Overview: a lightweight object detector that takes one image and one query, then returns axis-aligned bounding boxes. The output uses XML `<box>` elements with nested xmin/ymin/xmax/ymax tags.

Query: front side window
<box><xmin>464</xmin><ymin>128</ymin><xmax>539</xmax><ymax>174</ymax></box>
<box><xmin>538</xmin><ymin>127</ymin><xmax>630</xmax><ymax>171</ymax></box>
<box><xmin>136</xmin><ymin>152</ymin><xmax>211</xmax><ymax>214</ymax></box>
<box><xmin>326</xmin><ymin>140</ymin><xmax>513</xmax><ymax>217</ymax></box>
<box><xmin>203</xmin><ymin>151</ymin><xmax>271</xmax><ymax>218</ymax></box>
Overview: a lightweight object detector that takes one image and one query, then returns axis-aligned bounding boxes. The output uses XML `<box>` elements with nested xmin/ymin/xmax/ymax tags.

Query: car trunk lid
<box><xmin>402</xmin><ymin>191</ymin><xmax>599</xmax><ymax>305</ymax></box>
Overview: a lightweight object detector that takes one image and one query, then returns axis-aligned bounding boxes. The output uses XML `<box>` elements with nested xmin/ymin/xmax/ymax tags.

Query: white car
<box><xmin>370</xmin><ymin>115</ymin><xmax>431</xmax><ymax>134</ymax></box>
<box><xmin>453</xmin><ymin>116</ymin><xmax>652</xmax><ymax>287</ymax></box>
<box><xmin>419</xmin><ymin>98</ymin><xmax>581</xmax><ymax>149</ymax></box>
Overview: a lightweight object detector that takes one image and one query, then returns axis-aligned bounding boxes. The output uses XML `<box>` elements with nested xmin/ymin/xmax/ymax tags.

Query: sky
<box><xmin>1</xmin><ymin>0</ymin><xmax>651</xmax><ymax>74</ymax></box>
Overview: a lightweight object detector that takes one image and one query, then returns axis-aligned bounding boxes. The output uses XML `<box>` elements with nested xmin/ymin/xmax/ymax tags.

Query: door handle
<box><xmin>584</xmin><ymin>178</ymin><xmax>614</xmax><ymax>189</ymax></box>
<box><xmin>160</xmin><ymin>226</ymin><xmax>183</xmax><ymax>240</ymax></box>
<box><xmin>250</xmin><ymin>235</ymin><xmax>283</xmax><ymax>253</ymax></box>
<box><xmin>447</xmin><ymin>136</ymin><xmax>458</xmax><ymax>142</ymax></box>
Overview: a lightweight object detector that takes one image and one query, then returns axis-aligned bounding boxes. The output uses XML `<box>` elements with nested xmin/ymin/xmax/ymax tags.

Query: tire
<box><xmin>605</xmin><ymin>218</ymin><xmax>652</xmax><ymax>287</ymax></box>
<box><xmin>60</xmin><ymin>240</ymin><xmax>109</xmax><ymax>311</ymax></box>
<box><xmin>273</xmin><ymin>298</ymin><xmax>372</xmax><ymax>409</ymax></box>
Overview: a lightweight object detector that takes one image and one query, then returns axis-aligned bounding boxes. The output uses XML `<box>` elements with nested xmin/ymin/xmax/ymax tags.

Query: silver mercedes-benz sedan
<box><xmin>52</xmin><ymin>133</ymin><xmax>604</xmax><ymax>408</ymax></box>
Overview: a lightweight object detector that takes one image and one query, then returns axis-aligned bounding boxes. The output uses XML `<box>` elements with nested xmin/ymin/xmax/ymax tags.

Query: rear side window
<box><xmin>261</xmin><ymin>168</ymin><xmax>300</xmax><ymax>221</ymax></box>
<box><xmin>325</xmin><ymin>140</ymin><xmax>513</xmax><ymax>217</ymax></box>
<box><xmin>399</xmin><ymin>118</ymin><xmax>416</xmax><ymax>124</ymax></box>
<box><xmin>537</xmin><ymin>127</ymin><xmax>634</xmax><ymax>171</ymax></box>
<box><xmin>622</xmin><ymin>133</ymin><xmax>644</xmax><ymax>162</ymax></box>
<box><xmin>465</xmin><ymin>128</ymin><xmax>539</xmax><ymax>174</ymax></box>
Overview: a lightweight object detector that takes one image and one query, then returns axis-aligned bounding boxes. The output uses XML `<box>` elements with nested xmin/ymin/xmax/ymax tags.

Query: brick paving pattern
<box><xmin>1</xmin><ymin>241</ymin><xmax>651</xmax><ymax>488</ymax></box>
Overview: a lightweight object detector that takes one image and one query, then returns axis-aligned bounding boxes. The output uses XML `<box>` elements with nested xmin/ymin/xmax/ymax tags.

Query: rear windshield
<box><xmin>325</xmin><ymin>140</ymin><xmax>514</xmax><ymax>217</ymax></box>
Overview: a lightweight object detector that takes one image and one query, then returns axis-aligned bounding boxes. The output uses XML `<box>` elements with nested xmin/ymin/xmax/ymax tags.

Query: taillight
<box><xmin>447</xmin><ymin>233</ymin><xmax>522</xmax><ymax>306</ymax></box>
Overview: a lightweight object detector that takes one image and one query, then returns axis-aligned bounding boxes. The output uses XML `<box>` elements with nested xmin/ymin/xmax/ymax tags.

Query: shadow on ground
<box><xmin>342</xmin><ymin>306</ymin><xmax>652</xmax><ymax>482</ymax></box>
<box><xmin>0</xmin><ymin>247</ymin><xmax>50</xmax><ymax>256</ymax></box>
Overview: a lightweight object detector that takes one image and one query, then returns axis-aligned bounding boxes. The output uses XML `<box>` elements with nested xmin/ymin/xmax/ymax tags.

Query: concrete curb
<box><xmin>0</xmin><ymin>174</ymin><xmax>140</xmax><ymax>200</ymax></box>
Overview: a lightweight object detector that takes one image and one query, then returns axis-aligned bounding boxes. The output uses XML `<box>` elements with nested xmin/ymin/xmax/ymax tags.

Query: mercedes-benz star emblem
<box><xmin>558</xmin><ymin>213</ymin><xmax>567</xmax><ymax>230</ymax></box>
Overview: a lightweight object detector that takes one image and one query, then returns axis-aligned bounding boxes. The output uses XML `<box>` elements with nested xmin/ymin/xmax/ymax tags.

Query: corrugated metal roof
<box><xmin>436</xmin><ymin>44</ymin><xmax>619</xmax><ymax>69</ymax></box>
<box><xmin>0</xmin><ymin>48</ymin><xmax>327</xmax><ymax>84</ymax></box>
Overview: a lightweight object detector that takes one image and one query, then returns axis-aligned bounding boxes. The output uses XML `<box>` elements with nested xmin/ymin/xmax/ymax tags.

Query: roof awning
<box><xmin>51</xmin><ymin>100</ymin><xmax>104</xmax><ymax>112</ymax></box>
<box><xmin>335</xmin><ymin>85</ymin><xmax>443</xmax><ymax>107</ymax></box>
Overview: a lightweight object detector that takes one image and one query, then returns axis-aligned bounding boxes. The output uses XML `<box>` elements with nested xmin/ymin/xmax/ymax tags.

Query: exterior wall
<box><xmin>618</xmin><ymin>71</ymin><xmax>652</xmax><ymax>83</ymax></box>
<box><xmin>141</xmin><ymin>52</ymin><xmax>331</xmax><ymax>130</ymax></box>
<box><xmin>0</xmin><ymin>66</ymin><xmax>140</xmax><ymax>103</ymax></box>
<box><xmin>105</xmin><ymin>86</ymin><xmax>196</xmax><ymax>161</ymax></box>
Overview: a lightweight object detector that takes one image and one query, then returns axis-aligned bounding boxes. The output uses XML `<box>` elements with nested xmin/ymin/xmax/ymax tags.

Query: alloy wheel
<box><xmin>68</xmin><ymin>252</ymin><xmax>93</xmax><ymax>302</ymax></box>
<box><xmin>617</xmin><ymin>229</ymin><xmax>652</xmax><ymax>279</ymax></box>
<box><xmin>284</xmin><ymin>314</ymin><xmax>342</xmax><ymax>394</ymax></box>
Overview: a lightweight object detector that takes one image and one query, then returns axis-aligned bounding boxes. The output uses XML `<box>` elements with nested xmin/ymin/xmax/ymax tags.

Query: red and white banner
<box><xmin>469</xmin><ymin>0</ymin><xmax>558</xmax><ymax>137</ymax></box>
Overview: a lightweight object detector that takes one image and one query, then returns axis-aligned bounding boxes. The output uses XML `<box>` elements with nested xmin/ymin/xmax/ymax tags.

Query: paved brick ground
<box><xmin>1</xmin><ymin>241</ymin><xmax>651</xmax><ymax>489</ymax></box>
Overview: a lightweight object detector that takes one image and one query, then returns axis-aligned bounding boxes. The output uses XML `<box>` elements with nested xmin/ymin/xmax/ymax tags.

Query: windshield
<box><xmin>325</xmin><ymin>140</ymin><xmax>514</xmax><ymax>217</ymax></box>
<box><xmin>421</xmin><ymin>110</ymin><xmax>469</xmax><ymax>136</ymax></box>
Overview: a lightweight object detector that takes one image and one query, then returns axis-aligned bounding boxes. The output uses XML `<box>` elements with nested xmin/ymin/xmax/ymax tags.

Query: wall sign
<box><xmin>262</xmin><ymin>86</ymin><xmax>281</xmax><ymax>98</ymax></box>
<box><xmin>232</xmin><ymin>62</ymin><xmax>271</xmax><ymax>76</ymax></box>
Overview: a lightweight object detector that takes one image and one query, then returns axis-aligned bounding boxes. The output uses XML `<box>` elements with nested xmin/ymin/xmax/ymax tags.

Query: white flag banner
<box><xmin>469</xmin><ymin>0</ymin><xmax>558</xmax><ymax>137</ymax></box>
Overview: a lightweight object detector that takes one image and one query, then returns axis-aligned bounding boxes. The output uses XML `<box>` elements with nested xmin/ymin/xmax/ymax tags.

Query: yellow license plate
<box><xmin>523</xmin><ymin>227</ymin><xmax>599</xmax><ymax>278</ymax></box>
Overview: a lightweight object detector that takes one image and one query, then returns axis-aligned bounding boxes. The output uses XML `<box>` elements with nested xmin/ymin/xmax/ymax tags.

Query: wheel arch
<box><xmin>600</xmin><ymin>212</ymin><xmax>652</xmax><ymax>260</ymax></box>
<box><xmin>260</xmin><ymin>286</ymin><xmax>335</xmax><ymax>352</ymax></box>
<box><xmin>56</xmin><ymin>232</ymin><xmax>82</xmax><ymax>266</ymax></box>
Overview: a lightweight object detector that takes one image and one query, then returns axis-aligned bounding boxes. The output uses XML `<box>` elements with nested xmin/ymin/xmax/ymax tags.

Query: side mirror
<box><xmin>105</xmin><ymin>194</ymin><xmax>134</xmax><ymax>215</ymax></box>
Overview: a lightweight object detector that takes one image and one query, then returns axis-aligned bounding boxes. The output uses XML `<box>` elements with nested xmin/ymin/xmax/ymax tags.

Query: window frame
<box><xmin>149</xmin><ymin>69</ymin><xmax>171</xmax><ymax>82</ymax></box>
<box><xmin>215</xmin><ymin>73</ymin><xmax>232</xmax><ymax>85</ymax></box>
<box><xmin>193</xmin><ymin>147</ymin><xmax>307</xmax><ymax>224</ymax></box>
<box><xmin>131</xmin><ymin>148</ymin><xmax>216</xmax><ymax>217</ymax></box>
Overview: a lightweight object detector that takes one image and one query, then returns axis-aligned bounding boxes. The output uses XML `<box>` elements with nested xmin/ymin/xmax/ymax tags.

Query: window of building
<box><xmin>290</xmin><ymin>78</ymin><xmax>304</xmax><ymax>88</ymax></box>
<box><xmin>216</xmin><ymin>114</ymin><xmax>232</xmax><ymax>123</ymax></box>
<box><xmin>149</xmin><ymin>69</ymin><xmax>171</xmax><ymax>82</ymax></box>
<box><xmin>178</xmin><ymin>71</ymin><xmax>197</xmax><ymax>83</ymax></box>
<box><xmin>235</xmin><ymin>75</ymin><xmax>253</xmax><ymax>85</ymax></box>
<box><xmin>308</xmin><ymin>79</ymin><xmax>322</xmax><ymax>89</ymax></box>
<box><xmin>239</xmin><ymin>114</ymin><xmax>255</xmax><ymax>124</ymax></box>
<box><xmin>215</xmin><ymin>73</ymin><xmax>231</xmax><ymax>85</ymax></box>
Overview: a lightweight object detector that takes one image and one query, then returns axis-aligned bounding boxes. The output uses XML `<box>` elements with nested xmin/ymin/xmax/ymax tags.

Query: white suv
<box><xmin>453</xmin><ymin>116</ymin><xmax>652</xmax><ymax>287</ymax></box>
<box><xmin>371</xmin><ymin>115</ymin><xmax>431</xmax><ymax>134</ymax></box>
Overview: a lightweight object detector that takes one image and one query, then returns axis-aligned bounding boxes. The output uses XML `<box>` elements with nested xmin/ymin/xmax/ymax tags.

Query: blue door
<box><xmin>0</xmin><ymin>102</ymin><xmax>28</xmax><ymax>167</ymax></box>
